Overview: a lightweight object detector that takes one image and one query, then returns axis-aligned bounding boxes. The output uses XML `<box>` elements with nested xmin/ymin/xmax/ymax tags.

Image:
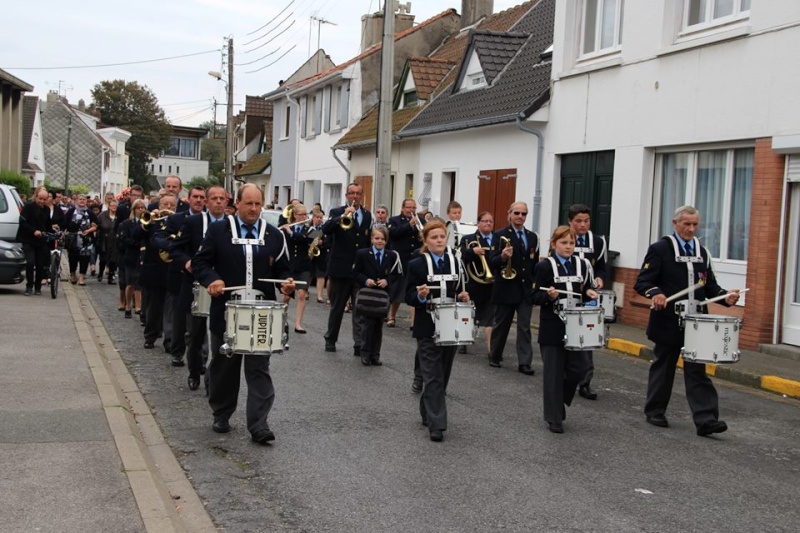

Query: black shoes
<box><xmin>489</xmin><ymin>360</ymin><xmax>501</xmax><ymax>368</ymax></box>
<box><xmin>163</xmin><ymin>342</ymin><xmax>171</xmax><ymax>353</ymax></box>
<box><xmin>646</xmin><ymin>414</ymin><xmax>669</xmax><ymax>428</ymax></box>
<box><xmin>547</xmin><ymin>422</ymin><xmax>564</xmax><ymax>434</ymax></box>
<box><xmin>411</xmin><ymin>378</ymin><xmax>423</xmax><ymax>393</ymax></box>
<box><xmin>353</xmin><ymin>346</ymin><xmax>361</xmax><ymax>357</ymax></box>
<box><xmin>294</xmin><ymin>327</ymin><xmax>307</xmax><ymax>334</ymax></box>
<box><xmin>34</xmin><ymin>290</ymin><xmax>42</xmax><ymax>295</ymax></box>
<box><xmin>188</xmin><ymin>375</ymin><xmax>200</xmax><ymax>391</ymax></box>
<box><xmin>125</xmin><ymin>310</ymin><xmax>132</xmax><ymax>319</ymax></box>
<box><xmin>212</xmin><ymin>418</ymin><xmax>231</xmax><ymax>433</ymax></box>
<box><xmin>697</xmin><ymin>420</ymin><xmax>728</xmax><ymax>437</ymax></box>
<box><xmin>171</xmin><ymin>355</ymin><xmax>185</xmax><ymax>367</ymax></box>
<box><xmin>325</xmin><ymin>342</ymin><xmax>336</xmax><ymax>352</ymax></box>
<box><xmin>24</xmin><ymin>287</ymin><xmax>33</xmax><ymax>296</ymax></box>
<box><xmin>371</xmin><ymin>359</ymin><xmax>382</xmax><ymax>366</ymax></box>
<box><xmin>457</xmin><ymin>345</ymin><xmax>467</xmax><ymax>354</ymax></box>
<box><xmin>252</xmin><ymin>427</ymin><xmax>275</xmax><ymax>444</ymax></box>
<box><xmin>429</xmin><ymin>429</ymin><xmax>444</xmax><ymax>442</ymax></box>
<box><xmin>108</xmin><ymin>276</ymin><xmax>115</xmax><ymax>285</ymax></box>
<box><xmin>518</xmin><ymin>364</ymin><xmax>535</xmax><ymax>375</ymax></box>
<box><xmin>579</xmin><ymin>385</ymin><xmax>598</xmax><ymax>400</ymax></box>
<box><xmin>143</xmin><ymin>341</ymin><xmax>155</xmax><ymax>349</ymax></box>
<box><xmin>361</xmin><ymin>354</ymin><xmax>371</xmax><ymax>366</ymax></box>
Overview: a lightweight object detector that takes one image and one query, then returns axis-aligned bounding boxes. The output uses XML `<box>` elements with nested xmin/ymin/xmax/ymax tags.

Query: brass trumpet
<box><xmin>466</xmin><ymin>240</ymin><xmax>494</xmax><ymax>284</ymax></box>
<box><xmin>140</xmin><ymin>209</ymin><xmax>175</xmax><ymax>227</ymax></box>
<box><xmin>499</xmin><ymin>236</ymin><xmax>517</xmax><ymax>280</ymax></box>
<box><xmin>339</xmin><ymin>201</ymin><xmax>355</xmax><ymax>230</ymax></box>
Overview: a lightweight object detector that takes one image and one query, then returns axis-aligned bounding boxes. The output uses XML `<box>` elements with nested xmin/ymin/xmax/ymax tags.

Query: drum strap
<box><xmin>227</xmin><ymin>216</ymin><xmax>269</xmax><ymax>300</ymax></box>
<box><xmin>547</xmin><ymin>256</ymin><xmax>593</xmax><ymax>311</ymax></box>
<box><xmin>423</xmin><ymin>251</ymin><xmax>463</xmax><ymax>305</ymax></box>
<box><xmin>202</xmin><ymin>213</ymin><xmax>209</xmax><ymax>237</ymax></box>
<box><xmin>667</xmin><ymin>235</ymin><xmax>702</xmax><ymax>316</ymax></box>
<box><xmin>574</xmin><ymin>230</ymin><xmax>595</xmax><ymax>255</ymax></box>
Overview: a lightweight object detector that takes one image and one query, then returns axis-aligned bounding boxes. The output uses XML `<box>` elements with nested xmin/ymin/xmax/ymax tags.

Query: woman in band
<box><xmin>532</xmin><ymin>226</ymin><xmax>599</xmax><ymax>434</ymax></box>
<box><xmin>352</xmin><ymin>226</ymin><xmax>400</xmax><ymax>366</ymax></box>
<box><xmin>405</xmin><ymin>220</ymin><xmax>470</xmax><ymax>442</ymax></box>
<box><xmin>117</xmin><ymin>199</ymin><xmax>146</xmax><ymax>318</ymax></box>
<box><xmin>281</xmin><ymin>204</ymin><xmax>313</xmax><ymax>333</ymax></box>
<box><xmin>309</xmin><ymin>210</ymin><xmax>329</xmax><ymax>304</ymax></box>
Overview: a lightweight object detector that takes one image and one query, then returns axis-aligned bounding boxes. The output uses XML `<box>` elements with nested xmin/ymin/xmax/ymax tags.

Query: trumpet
<box><xmin>282</xmin><ymin>204</ymin><xmax>295</xmax><ymax>221</ymax></box>
<box><xmin>466</xmin><ymin>240</ymin><xmax>494</xmax><ymax>284</ymax></box>
<box><xmin>339</xmin><ymin>201</ymin><xmax>355</xmax><ymax>230</ymax></box>
<box><xmin>411</xmin><ymin>213</ymin><xmax>423</xmax><ymax>242</ymax></box>
<box><xmin>499</xmin><ymin>236</ymin><xmax>517</xmax><ymax>280</ymax></box>
<box><xmin>140</xmin><ymin>209</ymin><xmax>174</xmax><ymax>227</ymax></box>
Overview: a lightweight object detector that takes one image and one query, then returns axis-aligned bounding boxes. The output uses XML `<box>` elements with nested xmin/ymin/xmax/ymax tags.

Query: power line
<box><xmin>161</xmin><ymin>98</ymin><xmax>214</xmax><ymax>107</ymax></box>
<box><xmin>3</xmin><ymin>49</ymin><xmax>219</xmax><ymax>71</ymax></box>
<box><xmin>246</xmin><ymin>45</ymin><xmax>297</xmax><ymax>74</ymax></box>
<box><xmin>246</xmin><ymin>0</ymin><xmax>295</xmax><ymax>36</ymax></box>
<box><xmin>245</xmin><ymin>21</ymin><xmax>296</xmax><ymax>54</ymax></box>
<box><xmin>243</xmin><ymin>11</ymin><xmax>293</xmax><ymax>47</ymax></box>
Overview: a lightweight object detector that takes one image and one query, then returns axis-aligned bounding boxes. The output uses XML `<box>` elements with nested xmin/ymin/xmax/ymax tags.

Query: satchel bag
<box><xmin>355</xmin><ymin>287</ymin><xmax>390</xmax><ymax>318</ymax></box>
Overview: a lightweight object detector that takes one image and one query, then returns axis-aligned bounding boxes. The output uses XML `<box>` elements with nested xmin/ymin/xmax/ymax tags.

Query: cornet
<box><xmin>140</xmin><ymin>209</ymin><xmax>174</xmax><ymax>228</ymax></box>
<box><xmin>499</xmin><ymin>236</ymin><xmax>517</xmax><ymax>280</ymax></box>
<box><xmin>339</xmin><ymin>201</ymin><xmax>355</xmax><ymax>230</ymax></box>
<box><xmin>466</xmin><ymin>240</ymin><xmax>494</xmax><ymax>284</ymax></box>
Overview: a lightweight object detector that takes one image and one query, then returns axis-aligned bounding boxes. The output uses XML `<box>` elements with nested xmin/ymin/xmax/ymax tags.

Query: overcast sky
<box><xmin>2</xmin><ymin>0</ymin><xmax>518</xmax><ymax>128</ymax></box>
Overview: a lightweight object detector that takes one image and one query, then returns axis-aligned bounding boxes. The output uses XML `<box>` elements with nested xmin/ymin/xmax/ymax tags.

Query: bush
<box><xmin>0</xmin><ymin>170</ymin><xmax>32</xmax><ymax>198</ymax></box>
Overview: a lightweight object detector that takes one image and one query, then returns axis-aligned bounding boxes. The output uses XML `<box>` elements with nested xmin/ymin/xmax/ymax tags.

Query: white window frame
<box><xmin>282</xmin><ymin>104</ymin><xmax>291</xmax><ymax>140</ymax></box>
<box><xmin>330</xmin><ymin>85</ymin><xmax>342</xmax><ymax>130</ymax></box>
<box><xmin>652</xmin><ymin>145</ymin><xmax>753</xmax><ymax>267</ymax></box>
<box><xmin>579</xmin><ymin>0</ymin><xmax>624</xmax><ymax>60</ymax></box>
<box><xmin>681</xmin><ymin>0</ymin><xmax>750</xmax><ymax>35</ymax></box>
<box><xmin>305</xmin><ymin>94</ymin><xmax>317</xmax><ymax>138</ymax></box>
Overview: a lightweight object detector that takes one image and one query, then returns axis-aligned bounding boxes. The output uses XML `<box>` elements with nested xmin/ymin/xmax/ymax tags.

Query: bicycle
<box><xmin>42</xmin><ymin>230</ymin><xmax>66</xmax><ymax>299</ymax></box>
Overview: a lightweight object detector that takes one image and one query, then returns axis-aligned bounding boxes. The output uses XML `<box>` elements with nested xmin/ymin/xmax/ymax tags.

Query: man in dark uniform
<box><xmin>387</xmin><ymin>198</ymin><xmax>421</xmax><ymax>326</ymax></box>
<box><xmin>116</xmin><ymin>185</ymin><xmax>143</xmax><ymax>228</ymax></box>
<box><xmin>140</xmin><ymin>194</ymin><xmax>177</xmax><ymax>350</ymax></box>
<box><xmin>322</xmin><ymin>182</ymin><xmax>372</xmax><ymax>354</ymax></box>
<box><xmin>459</xmin><ymin>211</ymin><xmax>497</xmax><ymax>357</ymax></box>
<box><xmin>192</xmin><ymin>184</ymin><xmax>295</xmax><ymax>444</ymax></box>
<box><xmin>146</xmin><ymin>175</ymin><xmax>189</xmax><ymax>213</ymax></box>
<box><xmin>635</xmin><ymin>205</ymin><xmax>740</xmax><ymax>436</ymax></box>
<box><xmin>169</xmin><ymin>186</ymin><xmax>227</xmax><ymax>390</ymax></box>
<box><xmin>488</xmin><ymin>202</ymin><xmax>539</xmax><ymax>375</ymax></box>
<box><xmin>156</xmin><ymin>186</ymin><xmax>207</xmax><ymax>365</ymax></box>
<box><xmin>567</xmin><ymin>204</ymin><xmax>608</xmax><ymax>400</ymax></box>
<box><xmin>17</xmin><ymin>187</ymin><xmax>52</xmax><ymax>296</ymax></box>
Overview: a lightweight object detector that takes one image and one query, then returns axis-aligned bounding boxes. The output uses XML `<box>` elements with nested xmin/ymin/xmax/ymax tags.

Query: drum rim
<box><xmin>684</xmin><ymin>313</ymin><xmax>739</xmax><ymax>323</ymax></box>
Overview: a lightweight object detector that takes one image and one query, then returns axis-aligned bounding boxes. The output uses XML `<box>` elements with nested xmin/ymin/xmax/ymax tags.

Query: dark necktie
<box><xmin>437</xmin><ymin>258</ymin><xmax>445</xmax><ymax>272</ymax></box>
<box><xmin>564</xmin><ymin>260</ymin><xmax>573</xmax><ymax>276</ymax></box>
<box><xmin>244</xmin><ymin>224</ymin><xmax>255</xmax><ymax>239</ymax></box>
<box><xmin>354</xmin><ymin>210</ymin><xmax>360</xmax><ymax>227</ymax></box>
<box><xmin>684</xmin><ymin>242</ymin><xmax>693</xmax><ymax>256</ymax></box>
<box><xmin>518</xmin><ymin>230</ymin><xmax>526</xmax><ymax>249</ymax></box>
<box><xmin>579</xmin><ymin>235</ymin><xmax>586</xmax><ymax>247</ymax></box>
<box><xmin>376</xmin><ymin>251</ymin><xmax>382</xmax><ymax>266</ymax></box>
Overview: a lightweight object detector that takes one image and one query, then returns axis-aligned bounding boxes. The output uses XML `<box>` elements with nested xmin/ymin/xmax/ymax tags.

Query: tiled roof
<box><xmin>334</xmin><ymin>106</ymin><xmax>422</xmax><ymax>150</ymax></box>
<box><xmin>399</xmin><ymin>0</ymin><xmax>554</xmax><ymax>138</ymax></box>
<box><xmin>409</xmin><ymin>58</ymin><xmax>455</xmax><ymax>101</ymax></box>
<box><xmin>470</xmin><ymin>31</ymin><xmax>529</xmax><ymax>84</ymax></box>
<box><xmin>236</xmin><ymin>150</ymin><xmax>271</xmax><ymax>177</ymax></box>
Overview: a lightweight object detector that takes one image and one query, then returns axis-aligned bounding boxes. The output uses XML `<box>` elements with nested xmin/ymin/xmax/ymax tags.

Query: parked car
<box><xmin>0</xmin><ymin>239</ymin><xmax>25</xmax><ymax>284</ymax></box>
<box><xmin>0</xmin><ymin>184</ymin><xmax>24</xmax><ymax>242</ymax></box>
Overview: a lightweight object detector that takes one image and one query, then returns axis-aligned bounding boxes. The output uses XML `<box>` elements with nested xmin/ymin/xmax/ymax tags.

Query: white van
<box><xmin>0</xmin><ymin>184</ymin><xmax>24</xmax><ymax>242</ymax></box>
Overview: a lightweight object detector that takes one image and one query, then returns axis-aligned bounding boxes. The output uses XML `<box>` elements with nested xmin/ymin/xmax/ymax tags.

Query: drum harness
<box><xmin>666</xmin><ymin>235</ymin><xmax>706</xmax><ymax>327</ymax></box>
<box><xmin>226</xmin><ymin>215</ymin><xmax>274</xmax><ymax>302</ymax></box>
<box><xmin>573</xmin><ymin>230</ymin><xmax>607</xmax><ymax>265</ymax></box>
<box><xmin>546</xmin><ymin>255</ymin><xmax>595</xmax><ymax>319</ymax></box>
<box><xmin>423</xmin><ymin>250</ymin><xmax>466</xmax><ymax>311</ymax></box>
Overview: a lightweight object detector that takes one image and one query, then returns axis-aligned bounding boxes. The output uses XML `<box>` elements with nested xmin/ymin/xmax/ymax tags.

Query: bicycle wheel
<box><xmin>50</xmin><ymin>252</ymin><xmax>60</xmax><ymax>299</ymax></box>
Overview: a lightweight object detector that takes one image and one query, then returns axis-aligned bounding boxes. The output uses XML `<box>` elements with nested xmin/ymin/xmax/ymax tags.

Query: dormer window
<box><xmin>459</xmin><ymin>51</ymin><xmax>487</xmax><ymax>92</ymax></box>
<box><xmin>470</xmin><ymin>75</ymin><xmax>486</xmax><ymax>87</ymax></box>
<box><xmin>403</xmin><ymin>89</ymin><xmax>418</xmax><ymax>108</ymax></box>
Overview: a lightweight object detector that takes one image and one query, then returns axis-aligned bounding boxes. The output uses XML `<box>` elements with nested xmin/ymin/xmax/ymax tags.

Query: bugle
<box><xmin>140</xmin><ymin>209</ymin><xmax>174</xmax><ymax>228</ymax></box>
<box><xmin>466</xmin><ymin>240</ymin><xmax>494</xmax><ymax>284</ymax></box>
<box><xmin>339</xmin><ymin>201</ymin><xmax>355</xmax><ymax>230</ymax></box>
<box><xmin>499</xmin><ymin>236</ymin><xmax>517</xmax><ymax>280</ymax></box>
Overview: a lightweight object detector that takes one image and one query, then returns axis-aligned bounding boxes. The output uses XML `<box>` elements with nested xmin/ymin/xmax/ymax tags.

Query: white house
<box><xmin>148</xmin><ymin>125</ymin><xmax>209</xmax><ymax>185</ymax></box>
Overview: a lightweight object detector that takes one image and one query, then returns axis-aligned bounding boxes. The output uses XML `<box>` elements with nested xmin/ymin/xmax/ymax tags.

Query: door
<box><xmin>477</xmin><ymin>169</ymin><xmax>517</xmax><ymax>225</ymax></box>
<box><xmin>782</xmin><ymin>183</ymin><xmax>800</xmax><ymax>346</ymax></box>
<box><xmin>559</xmin><ymin>151</ymin><xmax>614</xmax><ymax>236</ymax></box>
<box><xmin>355</xmin><ymin>176</ymin><xmax>373</xmax><ymax>210</ymax></box>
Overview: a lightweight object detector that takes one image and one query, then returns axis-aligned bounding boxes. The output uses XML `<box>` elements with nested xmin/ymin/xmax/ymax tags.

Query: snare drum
<box><xmin>223</xmin><ymin>301</ymin><xmax>288</xmax><ymax>354</ymax></box>
<box><xmin>598</xmin><ymin>290</ymin><xmax>616</xmax><ymax>322</ymax></box>
<box><xmin>433</xmin><ymin>302</ymin><xmax>476</xmax><ymax>346</ymax></box>
<box><xmin>191</xmin><ymin>282</ymin><xmax>211</xmax><ymax>317</ymax></box>
<box><xmin>562</xmin><ymin>307</ymin><xmax>605</xmax><ymax>351</ymax></box>
<box><xmin>681</xmin><ymin>314</ymin><xmax>741</xmax><ymax>364</ymax></box>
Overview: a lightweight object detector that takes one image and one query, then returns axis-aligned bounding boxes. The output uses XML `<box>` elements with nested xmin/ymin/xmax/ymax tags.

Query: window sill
<box><xmin>661</xmin><ymin>22</ymin><xmax>750</xmax><ymax>57</ymax></box>
<box><xmin>556</xmin><ymin>54</ymin><xmax>622</xmax><ymax>80</ymax></box>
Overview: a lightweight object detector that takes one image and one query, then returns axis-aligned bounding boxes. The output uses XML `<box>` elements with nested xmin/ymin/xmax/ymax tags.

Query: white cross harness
<box><xmin>227</xmin><ymin>215</ymin><xmax>268</xmax><ymax>301</ymax></box>
<box><xmin>423</xmin><ymin>251</ymin><xmax>465</xmax><ymax>306</ymax></box>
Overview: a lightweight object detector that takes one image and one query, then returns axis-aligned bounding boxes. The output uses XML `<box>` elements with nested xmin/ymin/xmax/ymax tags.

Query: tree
<box><xmin>198</xmin><ymin>120</ymin><xmax>226</xmax><ymax>180</ymax></box>
<box><xmin>89</xmin><ymin>80</ymin><xmax>172</xmax><ymax>186</ymax></box>
<box><xmin>186</xmin><ymin>175</ymin><xmax>224</xmax><ymax>190</ymax></box>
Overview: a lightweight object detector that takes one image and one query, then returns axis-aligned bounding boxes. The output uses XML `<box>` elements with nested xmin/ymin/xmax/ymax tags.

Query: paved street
<box><xmin>76</xmin><ymin>281</ymin><xmax>800</xmax><ymax>531</ymax></box>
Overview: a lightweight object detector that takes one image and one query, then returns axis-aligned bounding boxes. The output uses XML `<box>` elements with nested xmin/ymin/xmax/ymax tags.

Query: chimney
<box><xmin>360</xmin><ymin>10</ymin><xmax>415</xmax><ymax>52</ymax></box>
<box><xmin>78</xmin><ymin>99</ymin><xmax>85</xmax><ymax>112</ymax></box>
<box><xmin>461</xmin><ymin>0</ymin><xmax>493</xmax><ymax>28</ymax></box>
<box><xmin>47</xmin><ymin>91</ymin><xmax>60</xmax><ymax>103</ymax></box>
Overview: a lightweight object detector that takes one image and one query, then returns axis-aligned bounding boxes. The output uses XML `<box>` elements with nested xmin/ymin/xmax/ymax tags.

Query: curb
<box><xmin>606</xmin><ymin>337</ymin><xmax>800</xmax><ymax>401</ymax></box>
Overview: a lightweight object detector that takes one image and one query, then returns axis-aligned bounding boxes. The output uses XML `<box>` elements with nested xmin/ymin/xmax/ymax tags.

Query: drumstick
<box><xmin>650</xmin><ymin>280</ymin><xmax>705</xmax><ymax>309</ymax></box>
<box><xmin>257</xmin><ymin>278</ymin><xmax>308</xmax><ymax>286</ymax></box>
<box><xmin>222</xmin><ymin>285</ymin><xmax>249</xmax><ymax>292</ymax></box>
<box><xmin>699</xmin><ymin>288</ymin><xmax>749</xmax><ymax>306</ymax></box>
<box><xmin>539</xmin><ymin>287</ymin><xmax>583</xmax><ymax>297</ymax></box>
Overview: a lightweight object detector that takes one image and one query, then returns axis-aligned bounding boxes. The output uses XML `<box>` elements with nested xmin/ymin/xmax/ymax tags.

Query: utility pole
<box><xmin>375</xmin><ymin>1</ymin><xmax>398</xmax><ymax>210</ymax></box>
<box><xmin>225</xmin><ymin>37</ymin><xmax>235</xmax><ymax>195</ymax></box>
<box><xmin>64</xmin><ymin>114</ymin><xmax>73</xmax><ymax>193</ymax></box>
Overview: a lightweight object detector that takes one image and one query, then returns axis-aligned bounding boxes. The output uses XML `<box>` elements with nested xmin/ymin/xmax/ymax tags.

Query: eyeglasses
<box><xmin>479</xmin><ymin>219</ymin><xmax>493</xmax><ymax>223</ymax></box>
<box><xmin>512</xmin><ymin>211</ymin><xmax>528</xmax><ymax>216</ymax></box>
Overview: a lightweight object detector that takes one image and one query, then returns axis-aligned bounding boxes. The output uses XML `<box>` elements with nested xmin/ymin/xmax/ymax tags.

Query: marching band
<box><xmin>122</xmin><ymin>182</ymin><xmax>744</xmax><ymax>444</ymax></box>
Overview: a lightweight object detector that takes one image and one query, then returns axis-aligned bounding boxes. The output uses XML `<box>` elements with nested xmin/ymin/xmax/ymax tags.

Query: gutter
<box><xmin>515</xmin><ymin>115</ymin><xmax>544</xmax><ymax>235</ymax></box>
<box><xmin>331</xmin><ymin>147</ymin><xmax>351</xmax><ymax>181</ymax></box>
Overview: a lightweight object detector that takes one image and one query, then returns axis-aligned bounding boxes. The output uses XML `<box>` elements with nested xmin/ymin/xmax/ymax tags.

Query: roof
<box><xmin>408</xmin><ymin>57</ymin><xmax>456</xmax><ymax>101</ymax></box>
<box><xmin>335</xmin><ymin>106</ymin><xmax>422</xmax><ymax>150</ymax></box>
<box><xmin>399</xmin><ymin>0</ymin><xmax>554</xmax><ymax>138</ymax></box>
<box><xmin>265</xmin><ymin>9</ymin><xmax>458</xmax><ymax>100</ymax></box>
<box><xmin>0</xmin><ymin>68</ymin><xmax>33</xmax><ymax>92</ymax></box>
<box><xmin>236</xmin><ymin>151</ymin><xmax>271</xmax><ymax>177</ymax></box>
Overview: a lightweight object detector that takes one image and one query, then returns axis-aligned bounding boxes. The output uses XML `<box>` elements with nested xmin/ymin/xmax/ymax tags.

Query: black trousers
<box><xmin>186</xmin><ymin>315</ymin><xmax>209</xmax><ymax>378</ymax></box>
<box><xmin>142</xmin><ymin>287</ymin><xmax>165</xmax><ymax>344</ymax></box>
<box><xmin>578</xmin><ymin>350</ymin><xmax>594</xmax><ymax>387</ymax></box>
<box><xmin>358</xmin><ymin>314</ymin><xmax>384</xmax><ymax>361</ymax></box>
<box><xmin>540</xmin><ymin>345</ymin><xmax>589</xmax><ymax>425</ymax></box>
<box><xmin>417</xmin><ymin>338</ymin><xmax>457</xmax><ymax>431</ymax></box>
<box><xmin>209</xmin><ymin>332</ymin><xmax>274</xmax><ymax>436</ymax></box>
<box><xmin>324</xmin><ymin>277</ymin><xmax>360</xmax><ymax>347</ymax></box>
<box><xmin>67</xmin><ymin>248</ymin><xmax>89</xmax><ymax>275</ymax></box>
<box><xmin>645</xmin><ymin>343</ymin><xmax>719</xmax><ymax>427</ymax></box>
<box><xmin>98</xmin><ymin>256</ymin><xmax>116</xmax><ymax>279</ymax></box>
<box><xmin>489</xmin><ymin>301</ymin><xmax>533</xmax><ymax>366</ymax></box>
<box><xmin>23</xmin><ymin>243</ymin><xmax>48</xmax><ymax>290</ymax></box>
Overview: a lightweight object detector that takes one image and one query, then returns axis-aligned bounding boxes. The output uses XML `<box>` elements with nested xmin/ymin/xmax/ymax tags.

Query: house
<box><xmin>40</xmin><ymin>92</ymin><xmax>131</xmax><ymax>196</ymax></box>
<box><xmin>337</xmin><ymin>0</ymin><xmax>553</xmax><ymax>225</ymax></box>
<box><xmin>21</xmin><ymin>96</ymin><xmax>46</xmax><ymax>187</ymax></box>
<box><xmin>232</xmin><ymin>96</ymin><xmax>273</xmax><ymax>197</ymax></box>
<box><xmin>547</xmin><ymin>0</ymin><xmax>800</xmax><ymax>348</ymax></box>
<box><xmin>0</xmin><ymin>68</ymin><xmax>34</xmax><ymax>174</ymax></box>
<box><xmin>266</xmin><ymin>7</ymin><xmax>461</xmax><ymax>211</ymax></box>
<box><xmin>148</xmin><ymin>125</ymin><xmax>209</xmax><ymax>186</ymax></box>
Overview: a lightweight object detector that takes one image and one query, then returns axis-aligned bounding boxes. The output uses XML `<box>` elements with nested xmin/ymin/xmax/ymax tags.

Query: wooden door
<box><xmin>477</xmin><ymin>168</ymin><xmax>517</xmax><ymax>225</ymax></box>
<box><xmin>355</xmin><ymin>175</ymin><xmax>373</xmax><ymax>210</ymax></box>
<box><xmin>559</xmin><ymin>151</ymin><xmax>614</xmax><ymax>237</ymax></box>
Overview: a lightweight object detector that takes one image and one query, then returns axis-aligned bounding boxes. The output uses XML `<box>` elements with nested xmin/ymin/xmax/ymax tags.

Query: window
<box><xmin>164</xmin><ymin>137</ymin><xmax>198</xmax><ymax>158</ymax></box>
<box><xmin>469</xmin><ymin>75</ymin><xmax>485</xmax><ymax>88</ymax></box>
<box><xmin>305</xmin><ymin>95</ymin><xmax>316</xmax><ymax>137</ymax></box>
<box><xmin>581</xmin><ymin>0</ymin><xmax>624</xmax><ymax>56</ymax></box>
<box><xmin>403</xmin><ymin>89</ymin><xmax>418</xmax><ymax>107</ymax></box>
<box><xmin>330</xmin><ymin>86</ymin><xmax>341</xmax><ymax>128</ymax></box>
<box><xmin>283</xmin><ymin>105</ymin><xmax>291</xmax><ymax>139</ymax></box>
<box><xmin>684</xmin><ymin>0</ymin><xmax>750</xmax><ymax>30</ymax></box>
<box><xmin>657</xmin><ymin>148</ymin><xmax>753</xmax><ymax>261</ymax></box>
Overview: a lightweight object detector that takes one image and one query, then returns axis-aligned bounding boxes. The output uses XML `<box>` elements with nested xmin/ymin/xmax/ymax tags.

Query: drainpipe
<box><xmin>515</xmin><ymin>115</ymin><xmax>544</xmax><ymax>234</ymax></box>
<box><xmin>286</xmin><ymin>93</ymin><xmax>302</xmax><ymax>204</ymax></box>
<box><xmin>331</xmin><ymin>147</ymin><xmax>351</xmax><ymax>181</ymax></box>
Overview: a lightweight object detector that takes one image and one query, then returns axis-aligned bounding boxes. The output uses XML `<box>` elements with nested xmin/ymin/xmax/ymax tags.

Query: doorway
<box><xmin>558</xmin><ymin>151</ymin><xmax>614</xmax><ymax>236</ymax></box>
<box><xmin>476</xmin><ymin>169</ymin><xmax>517</xmax><ymax>226</ymax></box>
<box><xmin>782</xmin><ymin>183</ymin><xmax>800</xmax><ymax>346</ymax></box>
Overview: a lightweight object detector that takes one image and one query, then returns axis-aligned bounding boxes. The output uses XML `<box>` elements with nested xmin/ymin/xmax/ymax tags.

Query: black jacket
<box><xmin>532</xmin><ymin>256</ymin><xmax>596</xmax><ymax>346</ymax></box>
<box><xmin>117</xmin><ymin>218</ymin><xmax>145</xmax><ymax>267</ymax></box>
<box><xmin>489</xmin><ymin>225</ymin><xmax>540</xmax><ymax>305</ymax></box>
<box><xmin>460</xmin><ymin>231</ymin><xmax>497</xmax><ymax>304</ymax></box>
<box><xmin>405</xmin><ymin>252</ymin><xmax>463</xmax><ymax>339</ymax></box>
<box><xmin>321</xmin><ymin>205</ymin><xmax>372</xmax><ymax>278</ymax></box>
<box><xmin>572</xmin><ymin>231</ymin><xmax>608</xmax><ymax>285</ymax></box>
<box><xmin>286</xmin><ymin>225</ymin><xmax>313</xmax><ymax>273</ymax></box>
<box><xmin>17</xmin><ymin>201</ymin><xmax>50</xmax><ymax>246</ymax></box>
<box><xmin>387</xmin><ymin>214</ymin><xmax>421</xmax><ymax>267</ymax></box>
<box><xmin>352</xmin><ymin>248</ymin><xmax>400</xmax><ymax>289</ymax></box>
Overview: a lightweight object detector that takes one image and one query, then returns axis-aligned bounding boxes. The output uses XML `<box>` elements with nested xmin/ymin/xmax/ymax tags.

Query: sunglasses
<box><xmin>512</xmin><ymin>211</ymin><xmax>528</xmax><ymax>216</ymax></box>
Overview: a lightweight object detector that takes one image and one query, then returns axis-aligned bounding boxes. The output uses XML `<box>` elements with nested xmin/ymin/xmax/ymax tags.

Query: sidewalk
<box><xmin>0</xmin><ymin>281</ymin><xmax>215</xmax><ymax>532</ymax></box>
<box><xmin>604</xmin><ymin>321</ymin><xmax>800</xmax><ymax>400</ymax></box>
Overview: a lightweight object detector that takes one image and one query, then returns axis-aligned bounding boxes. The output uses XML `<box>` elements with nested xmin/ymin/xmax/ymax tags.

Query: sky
<box><xmin>2</xmin><ymin>0</ymin><xmax>518</xmax><ymax>128</ymax></box>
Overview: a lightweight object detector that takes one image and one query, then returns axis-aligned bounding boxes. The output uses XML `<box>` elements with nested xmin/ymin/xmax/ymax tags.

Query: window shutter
<box><xmin>788</xmin><ymin>155</ymin><xmax>800</xmax><ymax>183</ymax></box>
<box><xmin>314</xmin><ymin>90</ymin><xmax>323</xmax><ymax>135</ymax></box>
<box><xmin>300</xmin><ymin>96</ymin><xmax>308</xmax><ymax>138</ymax></box>
<box><xmin>339</xmin><ymin>81</ymin><xmax>350</xmax><ymax>128</ymax></box>
<box><xmin>323</xmin><ymin>87</ymin><xmax>331</xmax><ymax>133</ymax></box>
